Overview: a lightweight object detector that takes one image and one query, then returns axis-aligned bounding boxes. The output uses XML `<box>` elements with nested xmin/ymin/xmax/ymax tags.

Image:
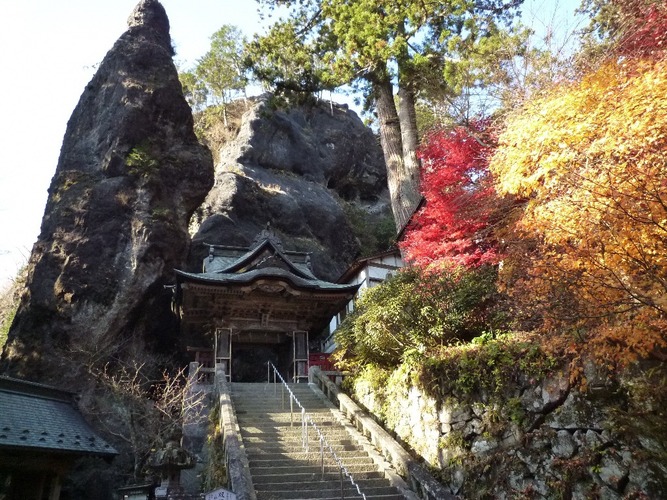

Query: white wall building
<box><xmin>322</xmin><ymin>249</ymin><xmax>404</xmax><ymax>353</ymax></box>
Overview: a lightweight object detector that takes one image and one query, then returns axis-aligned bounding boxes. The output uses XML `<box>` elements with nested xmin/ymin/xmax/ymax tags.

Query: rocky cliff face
<box><xmin>1</xmin><ymin>0</ymin><xmax>213</xmax><ymax>382</ymax></box>
<box><xmin>190</xmin><ymin>96</ymin><xmax>392</xmax><ymax>282</ymax></box>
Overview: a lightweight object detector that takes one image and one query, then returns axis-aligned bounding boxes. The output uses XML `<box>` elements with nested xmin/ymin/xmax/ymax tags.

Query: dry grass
<box><xmin>194</xmin><ymin>99</ymin><xmax>251</xmax><ymax>165</ymax></box>
<box><xmin>0</xmin><ymin>265</ymin><xmax>27</xmax><ymax>348</ymax></box>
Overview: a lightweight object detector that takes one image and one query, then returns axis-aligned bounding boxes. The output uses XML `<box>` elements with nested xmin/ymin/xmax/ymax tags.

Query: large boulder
<box><xmin>1</xmin><ymin>0</ymin><xmax>213</xmax><ymax>382</ymax></box>
<box><xmin>191</xmin><ymin>96</ymin><xmax>392</xmax><ymax>281</ymax></box>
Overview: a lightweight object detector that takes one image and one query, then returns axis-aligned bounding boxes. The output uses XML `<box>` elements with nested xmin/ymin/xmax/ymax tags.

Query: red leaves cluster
<box><xmin>615</xmin><ymin>0</ymin><xmax>667</xmax><ymax>59</ymax></box>
<box><xmin>400</xmin><ymin>120</ymin><xmax>502</xmax><ymax>269</ymax></box>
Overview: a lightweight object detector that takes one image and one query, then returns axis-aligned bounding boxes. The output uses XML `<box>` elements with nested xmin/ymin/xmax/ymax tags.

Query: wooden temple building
<box><xmin>172</xmin><ymin>227</ymin><xmax>359</xmax><ymax>382</ymax></box>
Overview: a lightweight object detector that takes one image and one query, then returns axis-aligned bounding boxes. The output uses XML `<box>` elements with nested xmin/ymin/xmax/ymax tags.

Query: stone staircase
<box><xmin>230</xmin><ymin>382</ymin><xmax>410</xmax><ymax>500</ymax></box>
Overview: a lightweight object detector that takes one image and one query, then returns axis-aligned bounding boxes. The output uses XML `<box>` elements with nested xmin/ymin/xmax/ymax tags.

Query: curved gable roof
<box><xmin>214</xmin><ymin>237</ymin><xmax>317</xmax><ymax>280</ymax></box>
<box><xmin>175</xmin><ymin>266</ymin><xmax>359</xmax><ymax>294</ymax></box>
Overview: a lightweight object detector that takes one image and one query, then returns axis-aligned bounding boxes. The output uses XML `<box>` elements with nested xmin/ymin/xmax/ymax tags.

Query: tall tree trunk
<box><xmin>395</xmin><ymin>20</ymin><xmax>422</xmax><ymax>228</ymax></box>
<box><xmin>374</xmin><ymin>77</ymin><xmax>412</xmax><ymax>231</ymax></box>
<box><xmin>397</xmin><ymin>84</ymin><xmax>422</xmax><ymax>213</ymax></box>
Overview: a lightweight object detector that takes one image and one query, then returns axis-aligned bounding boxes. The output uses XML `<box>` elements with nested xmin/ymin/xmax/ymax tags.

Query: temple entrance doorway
<box><xmin>231</xmin><ymin>341</ymin><xmax>291</xmax><ymax>382</ymax></box>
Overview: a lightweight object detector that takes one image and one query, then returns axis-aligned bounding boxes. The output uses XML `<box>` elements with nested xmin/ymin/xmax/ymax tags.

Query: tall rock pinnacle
<box><xmin>128</xmin><ymin>0</ymin><xmax>169</xmax><ymax>29</ymax></box>
<box><xmin>127</xmin><ymin>0</ymin><xmax>172</xmax><ymax>53</ymax></box>
<box><xmin>1</xmin><ymin>1</ymin><xmax>214</xmax><ymax>382</ymax></box>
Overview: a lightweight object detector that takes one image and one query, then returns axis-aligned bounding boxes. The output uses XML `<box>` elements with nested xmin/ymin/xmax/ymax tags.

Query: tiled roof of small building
<box><xmin>0</xmin><ymin>376</ymin><xmax>117</xmax><ymax>457</ymax></box>
<box><xmin>203</xmin><ymin>236</ymin><xmax>318</xmax><ymax>279</ymax></box>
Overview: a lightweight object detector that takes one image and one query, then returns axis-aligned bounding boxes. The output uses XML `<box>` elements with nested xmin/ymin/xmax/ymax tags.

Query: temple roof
<box><xmin>177</xmin><ymin>227</ymin><xmax>357</xmax><ymax>294</ymax></box>
<box><xmin>174</xmin><ymin>227</ymin><xmax>359</xmax><ymax>334</ymax></box>
<box><xmin>0</xmin><ymin>376</ymin><xmax>117</xmax><ymax>457</ymax></box>
<box><xmin>175</xmin><ymin>266</ymin><xmax>358</xmax><ymax>293</ymax></box>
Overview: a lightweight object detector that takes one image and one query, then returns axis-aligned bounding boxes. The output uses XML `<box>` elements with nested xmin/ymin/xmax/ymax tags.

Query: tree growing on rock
<box><xmin>180</xmin><ymin>24</ymin><xmax>247</xmax><ymax>126</ymax></box>
<box><xmin>246</xmin><ymin>0</ymin><xmax>526</xmax><ymax>231</ymax></box>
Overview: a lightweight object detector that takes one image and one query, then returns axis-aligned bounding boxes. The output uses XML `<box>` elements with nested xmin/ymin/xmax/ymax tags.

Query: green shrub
<box><xmin>126</xmin><ymin>143</ymin><xmax>159</xmax><ymax>178</ymax></box>
<box><xmin>333</xmin><ymin>265</ymin><xmax>504</xmax><ymax>369</ymax></box>
<box><xmin>416</xmin><ymin>331</ymin><xmax>557</xmax><ymax>402</ymax></box>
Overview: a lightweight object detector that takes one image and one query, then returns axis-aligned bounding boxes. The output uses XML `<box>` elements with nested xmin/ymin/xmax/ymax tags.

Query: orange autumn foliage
<box><xmin>490</xmin><ymin>56</ymin><xmax>667</xmax><ymax>367</ymax></box>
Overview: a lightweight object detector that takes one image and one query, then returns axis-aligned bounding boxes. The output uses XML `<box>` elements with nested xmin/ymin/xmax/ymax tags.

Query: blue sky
<box><xmin>0</xmin><ymin>0</ymin><xmax>583</xmax><ymax>288</ymax></box>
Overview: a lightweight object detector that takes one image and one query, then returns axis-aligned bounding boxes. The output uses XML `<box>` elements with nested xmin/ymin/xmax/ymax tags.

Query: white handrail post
<box><xmin>290</xmin><ymin>396</ymin><xmax>294</xmax><ymax>427</ymax></box>
<box><xmin>320</xmin><ymin>435</ymin><xmax>325</xmax><ymax>480</ymax></box>
<box><xmin>303</xmin><ymin>410</ymin><xmax>308</xmax><ymax>453</ymax></box>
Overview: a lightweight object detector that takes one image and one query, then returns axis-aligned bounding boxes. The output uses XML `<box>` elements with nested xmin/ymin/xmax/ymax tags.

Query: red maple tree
<box><xmin>615</xmin><ymin>0</ymin><xmax>667</xmax><ymax>59</ymax></box>
<box><xmin>400</xmin><ymin>120</ymin><xmax>505</xmax><ymax>269</ymax></box>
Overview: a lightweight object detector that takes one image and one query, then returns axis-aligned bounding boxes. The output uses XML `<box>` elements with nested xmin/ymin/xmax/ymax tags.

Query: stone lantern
<box><xmin>147</xmin><ymin>438</ymin><xmax>196</xmax><ymax>499</ymax></box>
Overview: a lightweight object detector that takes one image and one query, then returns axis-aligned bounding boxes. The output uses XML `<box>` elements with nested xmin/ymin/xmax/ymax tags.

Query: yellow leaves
<box><xmin>492</xmin><ymin>58</ymin><xmax>667</xmax><ymax>198</ymax></box>
<box><xmin>492</xmin><ymin>56</ymin><xmax>667</xmax><ymax>366</ymax></box>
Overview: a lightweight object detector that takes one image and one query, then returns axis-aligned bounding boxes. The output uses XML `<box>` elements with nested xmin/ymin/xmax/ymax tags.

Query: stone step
<box><xmin>256</xmin><ymin>494</ymin><xmax>405</xmax><ymax>500</ymax></box>
<box><xmin>255</xmin><ymin>487</ymin><xmax>404</xmax><ymax>500</ymax></box>
<box><xmin>231</xmin><ymin>384</ymin><xmax>314</xmax><ymax>393</ymax></box>
<box><xmin>244</xmin><ymin>443</ymin><xmax>366</xmax><ymax>454</ymax></box>
<box><xmin>239</xmin><ymin>427</ymin><xmax>340</xmax><ymax>438</ymax></box>
<box><xmin>229</xmin><ymin>383</ymin><xmax>408</xmax><ymax>499</ymax></box>
<box><xmin>235</xmin><ymin>417</ymin><xmax>338</xmax><ymax>426</ymax></box>
<box><xmin>234</xmin><ymin>405</ymin><xmax>333</xmax><ymax>418</ymax></box>
<box><xmin>237</xmin><ymin>416</ymin><xmax>335</xmax><ymax>424</ymax></box>
<box><xmin>231</xmin><ymin>387</ymin><xmax>322</xmax><ymax>394</ymax></box>
<box><xmin>233</xmin><ymin>404</ymin><xmax>328</xmax><ymax>411</ymax></box>
<box><xmin>234</xmin><ymin>408</ymin><xmax>334</xmax><ymax>416</ymax></box>
<box><xmin>234</xmin><ymin>395</ymin><xmax>323</xmax><ymax>404</ymax></box>
<box><xmin>241</xmin><ymin>436</ymin><xmax>358</xmax><ymax>447</ymax></box>
<box><xmin>242</xmin><ymin>434</ymin><xmax>354</xmax><ymax>445</ymax></box>
<box><xmin>239</xmin><ymin>428</ymin><xmax>352</xmax><ymax>438</ymax></box>
<box><xmin>233</xmin><ymin>388</ymin><xmax>323</xmax><ymax>395</ymax></box>
<box><xmin>251</xmin><ymin>470</ymin><xmax>385</xmax><ymax>485</ymax></box>
<box><xmin>241</xmin><ymin>427</ymin><xmax>351</xmax><ymax>436</ymax></box>
<box><xmin>233</xmin><ymin>394</ymin><xmax>324</xmax><ymax>402</ymax></box>
<box><xmin>251</xmin><ymin>463</ymin><xmax>381</xmax><ymax>476</ymax></box>
<box><xmin>245</xmin><ymin>450</ymin><xmax>377</xmax><ymax>462</ymax></box>
<box><xmin>248</xmin><ymin>455</ymin><xmax>375</xmax><ymax>467</ymax></box>
<box><xmin>253</xmin><ymin>478</ymin><xmax>401</xmax><ymax>493</ymax></box>
<box><xmin>237</xmin><ymin>427</ymin><xmax>340</xmax><ymax>437</ymax></box>
<box><xmin>236</xmin><ymin>415</ymin><xmax>336</xmax><ymax>423</ymax></box>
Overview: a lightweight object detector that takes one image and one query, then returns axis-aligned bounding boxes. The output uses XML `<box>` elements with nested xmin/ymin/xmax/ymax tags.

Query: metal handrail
<box><xmin>267</xmin><ymin>361</ymin><xmax>368</xmax><ymax>500</ymax></box>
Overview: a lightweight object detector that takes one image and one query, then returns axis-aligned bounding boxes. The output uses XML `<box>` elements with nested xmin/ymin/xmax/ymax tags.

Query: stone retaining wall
<box><xmin>349</xmin><ymin>364</ymin><xmax>667</xmax><ymax>498</ymax></box>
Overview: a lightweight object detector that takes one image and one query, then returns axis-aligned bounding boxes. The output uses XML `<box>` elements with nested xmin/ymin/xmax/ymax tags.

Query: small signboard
<box><xmin>205</xmin><ymin>487</ymin><xmax>237</xmax><ymax>500</ymax></box>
